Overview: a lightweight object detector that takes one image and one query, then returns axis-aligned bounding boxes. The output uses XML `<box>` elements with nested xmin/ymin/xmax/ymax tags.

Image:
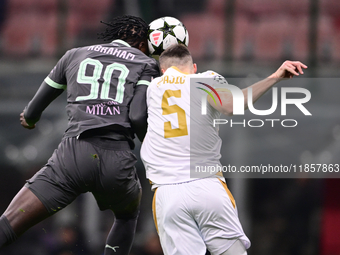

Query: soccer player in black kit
<box><xmin>0</xmin><ymin>15</ymin><xmax>159</xmax><ymax>255</ymax></box>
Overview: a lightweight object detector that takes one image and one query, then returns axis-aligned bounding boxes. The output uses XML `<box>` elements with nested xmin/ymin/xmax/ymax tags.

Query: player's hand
<box><xmin>20</xmin><ymin>111</ymin><xmax>35</xmax><ymax>129</ymax></box>
<box><xmin>269</xmin><ymin>60</ymin><xmax>308</xmax><ymax>79</ymax></box>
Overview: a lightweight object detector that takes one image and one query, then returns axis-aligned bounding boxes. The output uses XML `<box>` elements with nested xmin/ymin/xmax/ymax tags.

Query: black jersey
<box><xmin>44</xmin><ymin>39</ymin><xmax>159</xmax><ymax>138</ymax></box>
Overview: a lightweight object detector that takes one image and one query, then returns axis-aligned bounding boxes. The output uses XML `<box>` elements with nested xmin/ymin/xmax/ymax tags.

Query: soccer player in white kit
<box><xmin>141</xmin><ymin>44</ymin><xmax>307</xmax><ymax>255</ymax></box>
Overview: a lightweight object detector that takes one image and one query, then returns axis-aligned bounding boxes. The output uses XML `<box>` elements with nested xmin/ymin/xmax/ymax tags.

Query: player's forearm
<box><xmin>24</xmin><ymin>81</ymin><xmax>64</xmax><ymax>126</ymax></box>
<box><xmin>210</xmin><ymin>61</ymin><xmax>306</xmax><ymax>116</ymax></box>
<box><xmin>209</xmin><ymin>77</ymin><xmax>281</xmax><ymax>116</ymax></box>
<box><xmin>242</xmin><ymin>76</ymin><xmax>281</xmax><ymax>109</ymax></box>
<box><xmin>129</xmin><ymin>85</ymin><xmax>148</xmax><ymax>142</ymax></box>
<box><xmin>130</xmin><ymin>115</ymin><xmax>147</xmax><ymax>142</ymax></box>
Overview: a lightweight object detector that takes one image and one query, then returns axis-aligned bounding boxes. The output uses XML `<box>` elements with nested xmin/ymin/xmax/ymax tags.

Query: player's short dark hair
<box><xmin>98</xmin><ymin>15</ymin><xmax>148</xmax><ymax>48</ymax></box>
<box><xmin>159</xmin><ymin>44</ymin><xmax>193</xmax><ymax>70</ymax></box>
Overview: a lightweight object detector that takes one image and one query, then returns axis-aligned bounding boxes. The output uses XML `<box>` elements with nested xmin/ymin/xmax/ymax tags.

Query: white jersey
<box><xmin>142</xmin><ymin>67</ymin><xmax>251</xmax><ymax>253</ymax></box>
<box><xmin>141</xmin><ymin>66</ymin><xmax>224</xmax><ymax>185</ymax></box>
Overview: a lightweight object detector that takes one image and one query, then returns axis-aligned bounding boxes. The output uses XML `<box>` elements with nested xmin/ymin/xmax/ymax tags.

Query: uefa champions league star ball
<box><xmin>148</xmin><ymin>16</ymin><xmax>189</xmax><ymax>56</ymax></box>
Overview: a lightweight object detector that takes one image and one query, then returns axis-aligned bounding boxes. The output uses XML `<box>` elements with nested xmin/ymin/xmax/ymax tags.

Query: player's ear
<box><xmin>161</xmin><ymin>68</ymin><xmax>166</xmax><ymax>74</ymax></box>
<box><xmin>138</xmin><ymin>40</ymin><xmax>149</xmax><ymax>55</ymax></box>
<box><xmin>193</xmin><ymin>63</ymin><xmax>197</xmax><ymax>74</ymax></box>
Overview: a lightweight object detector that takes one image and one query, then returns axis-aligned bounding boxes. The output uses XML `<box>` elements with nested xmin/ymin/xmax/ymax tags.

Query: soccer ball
<box><xmin>148</xmin><ymin>16</ymin><xmax>189</xmax><ymax>56</ymax></box>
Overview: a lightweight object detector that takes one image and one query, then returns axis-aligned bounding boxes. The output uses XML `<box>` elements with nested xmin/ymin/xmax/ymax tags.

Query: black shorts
<box><xmin>25</xmin><ymin>136</ymin><xmax>141</xmax><ymax>214</ymax></box>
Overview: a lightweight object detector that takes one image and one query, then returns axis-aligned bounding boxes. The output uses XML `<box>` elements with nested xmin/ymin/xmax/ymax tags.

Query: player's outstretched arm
<box><xmin>268</xmin><ymin>60</ymin><xmax>307</xmax><ymax>79</ymax></box>
<box><xmin>241</xmin><ymin>60</ymin><xmax>307</xmax><ymax>109</ymax></box>
<box><xmin>21</xmin><ymin>81</ymin><xmax>64</xmax><ymax>129</ymax></box>
<box><xmin>208</xmin><ymin>60</ymin><xmax>307</xmax><ymax>116</ymax></box>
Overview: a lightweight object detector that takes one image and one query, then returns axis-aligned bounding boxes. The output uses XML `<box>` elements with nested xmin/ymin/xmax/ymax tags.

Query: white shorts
<box><xmin>152</xmin><ymin>177</ymin><xmax>251</xmax><ymax>255</ymax></box>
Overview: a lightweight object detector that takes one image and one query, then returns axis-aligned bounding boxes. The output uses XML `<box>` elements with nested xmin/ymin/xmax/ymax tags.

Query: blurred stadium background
<box><xmin>0</xmin><ymin>0</ymin><xmax>340</xmax><ymax>254</ymax></box>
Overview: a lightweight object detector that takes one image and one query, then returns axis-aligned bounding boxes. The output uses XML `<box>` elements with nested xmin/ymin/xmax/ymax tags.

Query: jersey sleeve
<box><xmin>23</xmin><ymin>51</ymin><xmax>73</xmax><ymax>126</ymax></box>
<box><xmin>44</xmin><ymin>49</ymin><xmax>75</xmax><ymax>90</ymax></box>
<box><xmin>136</xmin><ymin>58</ymin><xmax>160</xmax><ymax>86</ymax></box>
<box><xmin>130</xmin><ymin>59</ymin><xmax>159</xmax><ymax>141</ymax></box>
<box><xmin>202</xmin><ymin>70</ymin><xmax>229</xmax><ymax>89</ymax></box>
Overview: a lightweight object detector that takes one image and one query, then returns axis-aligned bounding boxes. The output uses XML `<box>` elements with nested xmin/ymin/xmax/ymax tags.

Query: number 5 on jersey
<box><xmin>162</xmin><ymin>89</ymin><xmax>188</xmax><ymax>138</ymax></box>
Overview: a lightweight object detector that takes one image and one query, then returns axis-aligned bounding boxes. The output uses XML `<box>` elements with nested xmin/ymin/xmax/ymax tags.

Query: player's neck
<box><xmin>168</xmin><ymin>65</ymin><xmax>194</xmax><ymax>74</ymax></box>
